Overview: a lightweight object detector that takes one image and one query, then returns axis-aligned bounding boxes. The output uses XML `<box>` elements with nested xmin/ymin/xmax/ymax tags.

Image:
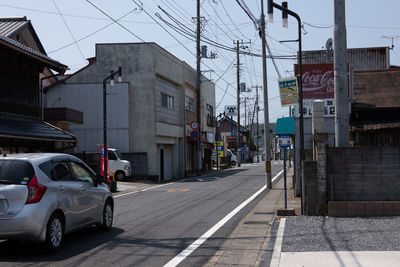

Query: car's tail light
<box><xmin>26</xmin><ymin>175</ymin><xmax>47</xmax><ymax>204</ymax></box>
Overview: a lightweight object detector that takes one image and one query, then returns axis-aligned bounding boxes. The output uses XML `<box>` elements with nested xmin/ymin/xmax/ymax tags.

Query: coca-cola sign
<box><xmin>295</xmin><ymin>64</ymin><xmax>334</xmax><ymax>99</ymax></box>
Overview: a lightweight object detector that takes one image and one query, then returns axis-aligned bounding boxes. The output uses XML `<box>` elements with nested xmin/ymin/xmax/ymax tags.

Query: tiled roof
<box><xmin>0</xmin><ymin>17</ymin><xmax>29</xmax><ymax>37</ymax></box>
<box><xmin>0</xmin><ymin>113</ymin><xmax>76</xmax><ymax>142</ymax></box>
<box><xmin>0</xmin><ymin>33</ymin><xmax>67</xmax><ymax>73</ymax></box>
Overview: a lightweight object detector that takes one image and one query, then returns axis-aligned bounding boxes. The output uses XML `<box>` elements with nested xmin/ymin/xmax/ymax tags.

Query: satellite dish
<box><xmin>326</xmin><ymin>38</ymin><xmax>333</xmax><ymax>51</ymax></box>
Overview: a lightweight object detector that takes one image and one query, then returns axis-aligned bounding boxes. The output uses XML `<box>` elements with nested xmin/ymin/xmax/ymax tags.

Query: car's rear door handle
<box><xmin>57</xmin><ymin>185</ymin><xmax>65</xmax><ymax>192</ymax></box>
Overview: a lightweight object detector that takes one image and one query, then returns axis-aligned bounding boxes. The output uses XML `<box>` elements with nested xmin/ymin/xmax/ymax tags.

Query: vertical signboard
<box><xmin>278</xmin><ymin>77</ymin><xmax>298</xmax><ymax>107</ymax></box>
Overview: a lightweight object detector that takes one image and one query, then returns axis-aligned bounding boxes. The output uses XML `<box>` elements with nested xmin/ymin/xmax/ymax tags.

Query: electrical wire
<box><xmin>52</xmin><ymin>0</ymin><xmax>86</xmax><ymax>61</ymax></box>
<box><xmin>86</xmin><ymin>0</ymin><xmax>145</xmax><ymax>42</ymax></box>
<box><xmin>48</xmin><ymin>9</ymin><xmax>138</xmax><ymax>54</ymax></box>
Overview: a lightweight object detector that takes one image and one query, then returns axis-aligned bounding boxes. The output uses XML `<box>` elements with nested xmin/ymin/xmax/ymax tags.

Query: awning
<box><xmin>275</xmin><ymin>116</ymin><xmax>295</xmax><ymax>135</ymax></box>
<box><xmin>0</xmin><ymin>113</ymin><xmax>76</xmax><ymax>142</ymax></box>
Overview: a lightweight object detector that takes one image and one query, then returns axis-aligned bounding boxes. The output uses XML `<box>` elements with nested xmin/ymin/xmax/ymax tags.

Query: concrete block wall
<box><xmin>329</xmin><ymin>201</ymin><xmax>400</xmax><ymax>217</ymax></box>
<box><xmin>327</xmin><ymin>146</ymin><xmax>400</xmax><ymax>201</ymax></box>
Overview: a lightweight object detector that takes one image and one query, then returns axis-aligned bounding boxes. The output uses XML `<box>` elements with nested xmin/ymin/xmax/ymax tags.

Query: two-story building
<box><xmin>47</xmin><ymin>42</ymin><xmax>215</xmax><ymax>181</ymax></box>
<box><xmin>0</xmin><ymin>17</ymin><xmax>76</xmax><ymax>153</ymax></box>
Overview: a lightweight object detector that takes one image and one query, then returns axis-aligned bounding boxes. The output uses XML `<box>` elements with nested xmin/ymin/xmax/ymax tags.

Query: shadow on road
<box><xmin>0</xmin><ymin>226</ymin><xmax>124</xmax><ymax>262</ymax></box>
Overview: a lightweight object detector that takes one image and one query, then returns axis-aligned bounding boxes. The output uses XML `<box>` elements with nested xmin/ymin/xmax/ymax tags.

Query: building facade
<box><xmin>47</xmin><ymin>43</ymin><xmax>215</xmax><ymax>181</ymax></box>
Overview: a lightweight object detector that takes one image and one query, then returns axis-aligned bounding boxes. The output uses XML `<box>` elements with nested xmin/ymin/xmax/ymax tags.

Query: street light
<box><xmin>102</xmin><ymin>67</ymin><xmax>122</xmax><ymax>184</ymax></box>
<box><xmin>268</xmin><ymin>1</ymin><xmax>304</xmax><ymax>163</ymax></box>
<box><xmin>268</xmin><ymin>0</ymin><xmax>304</xmax><ymax>212</ymax></box>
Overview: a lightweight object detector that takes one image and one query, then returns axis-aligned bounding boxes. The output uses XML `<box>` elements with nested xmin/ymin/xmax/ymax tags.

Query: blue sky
<box><xmin>2</xmin><ymin>0</ymin><xmax>400</xmax><ymax>123</ymax></box>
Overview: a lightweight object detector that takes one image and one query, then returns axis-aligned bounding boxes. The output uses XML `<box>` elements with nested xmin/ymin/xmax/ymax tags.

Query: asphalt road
<box><xmin>0</xmin><ymin>161</ymin><xmax>283</xmax><ymax>267</ymax></box>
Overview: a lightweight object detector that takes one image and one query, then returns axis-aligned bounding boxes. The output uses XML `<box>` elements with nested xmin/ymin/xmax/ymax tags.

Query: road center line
<box><xmin>163</xmin><ymin>171</ymin><xmax>283</xmax><ymax>267</ymax></box>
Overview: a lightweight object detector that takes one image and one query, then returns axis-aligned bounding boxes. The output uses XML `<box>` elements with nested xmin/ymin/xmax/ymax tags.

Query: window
<box><xmin>70</xmin><ymin>162</ymin><xmax>94</xmax><ymax>184</ymax></box>
<box><xmin>161</xmin><ymin>93</ymin><xmax>174</xmax><ymax>110</ymax></box>
<box><xmin>41</xmin><ymin>161</ymin><xmax>72</xmax><ymax>181</ymax></box>
<box><xmin>0</xmin><ymin>160</ymin><xmax>35</xmax><ymax>185</ymax></box>
<box><xmin>206</xmin><ymin>104</ymin><xmax>214</xmax><ymax>126</ymax></box>
<box><xmin>108</xmin><ymin>151</ymin><xmax>117</xmax><ymax>160</ymax></box>
<box><xmin>185</xmin><ymin>95</ymin><xmax>195</xmax><ymax>112</ymax></box>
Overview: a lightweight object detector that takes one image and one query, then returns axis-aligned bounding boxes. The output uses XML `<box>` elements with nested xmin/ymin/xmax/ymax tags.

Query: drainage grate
<box><xmin>254</xmin><ymin>212</ymin><xmax>275</xmax><ymax>215</ymax></box>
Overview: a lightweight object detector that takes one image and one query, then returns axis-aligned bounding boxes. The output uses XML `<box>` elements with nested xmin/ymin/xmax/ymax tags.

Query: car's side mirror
<box><xmin>94</xmin><ymin>174</ymin><xmax>103</xmax><ymax>187</ymax></box>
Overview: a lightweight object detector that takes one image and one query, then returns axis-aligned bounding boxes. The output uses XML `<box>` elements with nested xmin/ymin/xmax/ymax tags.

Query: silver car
<box><xmin>0</xmin><ymin>153</ymin><xmax>113</xmax><ymax>251</ymax></box>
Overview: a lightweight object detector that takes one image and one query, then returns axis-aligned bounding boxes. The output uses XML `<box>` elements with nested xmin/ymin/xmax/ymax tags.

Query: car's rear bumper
<box><xmin>0</xmin><ymin>203</ymin><xmax>48</xmax><ymax>241</ymax></box>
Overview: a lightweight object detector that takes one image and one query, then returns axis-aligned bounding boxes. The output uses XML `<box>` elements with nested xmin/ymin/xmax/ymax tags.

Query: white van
<box><xmin>107</xmin><ymin>148</ymin><xmax>131</xmax><ymax>181</ymax></box>
<box><xmin>211</xmin><ymin>149</ymin><xmax>237</xmax><ymax>166</ymax></box>
<box><xmin>227</xmin><ymin>149</ymin><xmax>237</xmax><ymax>166</ymax></box>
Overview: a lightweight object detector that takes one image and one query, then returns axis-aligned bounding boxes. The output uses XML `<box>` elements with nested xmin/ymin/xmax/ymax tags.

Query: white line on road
<box><xmin>270</xmin><ymin>217</ymin><xmax>286</xmax><ymax>267</ymax></box>
<box><xmin>114</xmin><ymin>183</ymin><xmax>174</xmax><ymax>198</ymax></box>
<box><xmin>163</xmin><ymin>171</ymin><xmax>283</xmax><ymax>267</ymax></box>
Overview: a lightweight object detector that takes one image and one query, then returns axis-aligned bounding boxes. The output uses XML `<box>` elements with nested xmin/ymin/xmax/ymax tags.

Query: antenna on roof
<box><xmin>382</xmin><ymin>35</ymin><xmax>400</xmax><ymax>49</ymax></box>
<box><xmin>325</xmin><ymin>38</ymin><xmax>333</xmax><ymax>51</ymax></box>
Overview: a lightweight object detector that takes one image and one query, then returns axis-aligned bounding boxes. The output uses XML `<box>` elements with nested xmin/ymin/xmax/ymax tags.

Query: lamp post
<box><xmin>102</xmin><ymin>67</ymin><xmax>122</xmax><ymax>184</ymax></box>
<box><xmin>268</xmin><ymin>1</ymin><xmax>304</xmax><ymax>161</ymax></box>
<box><xmin>268</xmin><ymin>0</ymin><xmax>304</xmax><ymax>212</ymax></box>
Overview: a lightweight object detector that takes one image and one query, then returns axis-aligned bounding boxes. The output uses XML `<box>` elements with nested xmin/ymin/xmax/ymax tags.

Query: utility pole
<box><xmin>256</xmin><ymin>86</ymin><xmax>260</xmax><ymax>162</ymax></box>
<box><xmin>244</xmin><ymin>97</ymin><xmax>247</xmax><ymax>129</ymax></box>
<box><xmin>196</xmin><ymin>0</ymin><xmax>202</xmax><ymax>175</ymax></box>
<box><xmin>235</xmin><ymin>40</ymin><xmax>251</xmax><ymax>167</ymax></box>
<box><xmin>334</xmin><ymin>0</ymin><xmax>349</xmax><ymax>147</ymax></box>
<box><xmin>261</xmin><ymin>0</ymin><xmax>272</xmax><ymax>189</ymax></box>
<box><xmin>236</xmin><ymin>40</ymin><xmax>241</xmax><ymax>167</ymax></box>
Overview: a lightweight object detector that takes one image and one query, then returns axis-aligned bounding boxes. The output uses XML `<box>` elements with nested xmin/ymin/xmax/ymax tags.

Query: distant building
<box><xmin>47</xmin><ymin>43</ymin><xmax>215</xmax><ymax>181</ymax></box>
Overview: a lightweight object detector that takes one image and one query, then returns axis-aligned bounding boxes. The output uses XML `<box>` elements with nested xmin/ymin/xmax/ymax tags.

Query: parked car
<box><xmin>107</xmin><ymin>148</ymin><xmax>131</xmax><ymax>181</ymax></box>
<box><xmin>227</xmin><ymin>149</ymin><xmax>237</xmax><ymax>166</ymax></box>
<box><xmin>211</xmin><ymin>149</ymin><xmax>237</xmax><ymax>167</ymax></box>
<box><xmin>0</xmin><ymin>153</ymin><xmax>113</xmax><ymax>251</ymax></box>
<box><xmin>74</xmin><ymin>148</ymin><xmax>131</xmax><ymax>181</ymax></box>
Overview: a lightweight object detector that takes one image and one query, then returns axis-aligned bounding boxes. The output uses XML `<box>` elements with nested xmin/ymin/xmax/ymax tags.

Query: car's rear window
<box><xmin>0</xmin><ymin>160</ymin><xmax>35</xmax><ymax>185</ymax></box>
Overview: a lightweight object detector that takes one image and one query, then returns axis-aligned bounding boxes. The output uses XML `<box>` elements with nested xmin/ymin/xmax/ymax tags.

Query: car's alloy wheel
<box><xmin>100</xmin><ymin>201</ymin><xmax>113</xmax><ymax>231</ymax></box>
<box><xmin>45</xmin><ymin>213</ymin><xmax>64</xmax><ymax>252</ymax></box>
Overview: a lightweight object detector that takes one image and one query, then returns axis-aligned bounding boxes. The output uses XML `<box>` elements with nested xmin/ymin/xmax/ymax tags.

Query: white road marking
<box><xmin>114</xmin><ymin>183</ymin><xmax>174</xmax><ymax>198</ymax></box>
<box><xmin>163</xmin><ymin>171</ymin><xmax>283</xmax><ymax>267</ymax></box>
<box><xmin>270</xmin><ymin>217</ymin><xmax>286</xmax><ymax>267</ymax></box>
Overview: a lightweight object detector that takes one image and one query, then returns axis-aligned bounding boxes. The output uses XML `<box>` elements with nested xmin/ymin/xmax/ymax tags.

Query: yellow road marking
<box><xmin>167</xmin><ymin>189</ymin><xmax>190</xmax><ymax>192</ymax></box>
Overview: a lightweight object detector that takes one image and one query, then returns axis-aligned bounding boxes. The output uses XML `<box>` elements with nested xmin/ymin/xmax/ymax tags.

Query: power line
<box><xmin>86</xmin><ymin>0</ymin><xmax>145</xmax><ymax>42</ymax></box>
<box><xmin>52</xmin><ymin>0</ymin><xmax>86</xmax><ymax>61</ymax></box>
<box><xmin>48</xmin><ymin>9</ymin><xmax>137</xmax><ymax>54</ymax></box>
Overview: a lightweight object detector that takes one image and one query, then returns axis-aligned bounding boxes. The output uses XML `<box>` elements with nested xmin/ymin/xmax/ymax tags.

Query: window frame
<box><xmin>161</xmin><ymin>92</ymin><xmax>174</xmax><ymax>110</ymax></box>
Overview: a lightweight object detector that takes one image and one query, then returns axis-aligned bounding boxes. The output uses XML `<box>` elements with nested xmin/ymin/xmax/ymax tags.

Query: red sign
<box><xmin>190</xmin><ymin>121</ymin><xmax>199</xmax><ymax>130</ymax></box>
<box><xmin>295</xmin><ymin>64</ymin><xmax>334</xmax><ymax>99</ymax></box>
<box><xmin>98</xmin><ymin>145</ymin><xmax>109</xmax><ymax>180</ymax></box>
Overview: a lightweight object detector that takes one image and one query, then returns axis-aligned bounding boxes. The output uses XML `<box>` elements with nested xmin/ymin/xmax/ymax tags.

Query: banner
<box><xmin>278</xmin><ymin>77</ymin><xmax>298</xmax><ymax>107</ymax></box>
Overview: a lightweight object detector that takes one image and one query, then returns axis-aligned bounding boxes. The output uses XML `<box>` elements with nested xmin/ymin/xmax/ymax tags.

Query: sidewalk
<box><xmin>266</xmin><ymin>179</ymin><xmax>400</xmax><ymax>267</ymax></box>
<box><xmin>205</xmin><ymin>165</ymin><xmax>298</xmax><ymax>266</ymax></box>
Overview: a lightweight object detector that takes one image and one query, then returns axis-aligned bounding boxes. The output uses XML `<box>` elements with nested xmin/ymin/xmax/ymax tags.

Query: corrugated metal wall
<box><xmin>301</xmin><ymin>47</ymin><xmax>389</xmax><ymax>70</ymax></box>
<box><xmin>47</xmin><ymin>82</ymin><xmax>130</xmax><ymax>152</ymax></box>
